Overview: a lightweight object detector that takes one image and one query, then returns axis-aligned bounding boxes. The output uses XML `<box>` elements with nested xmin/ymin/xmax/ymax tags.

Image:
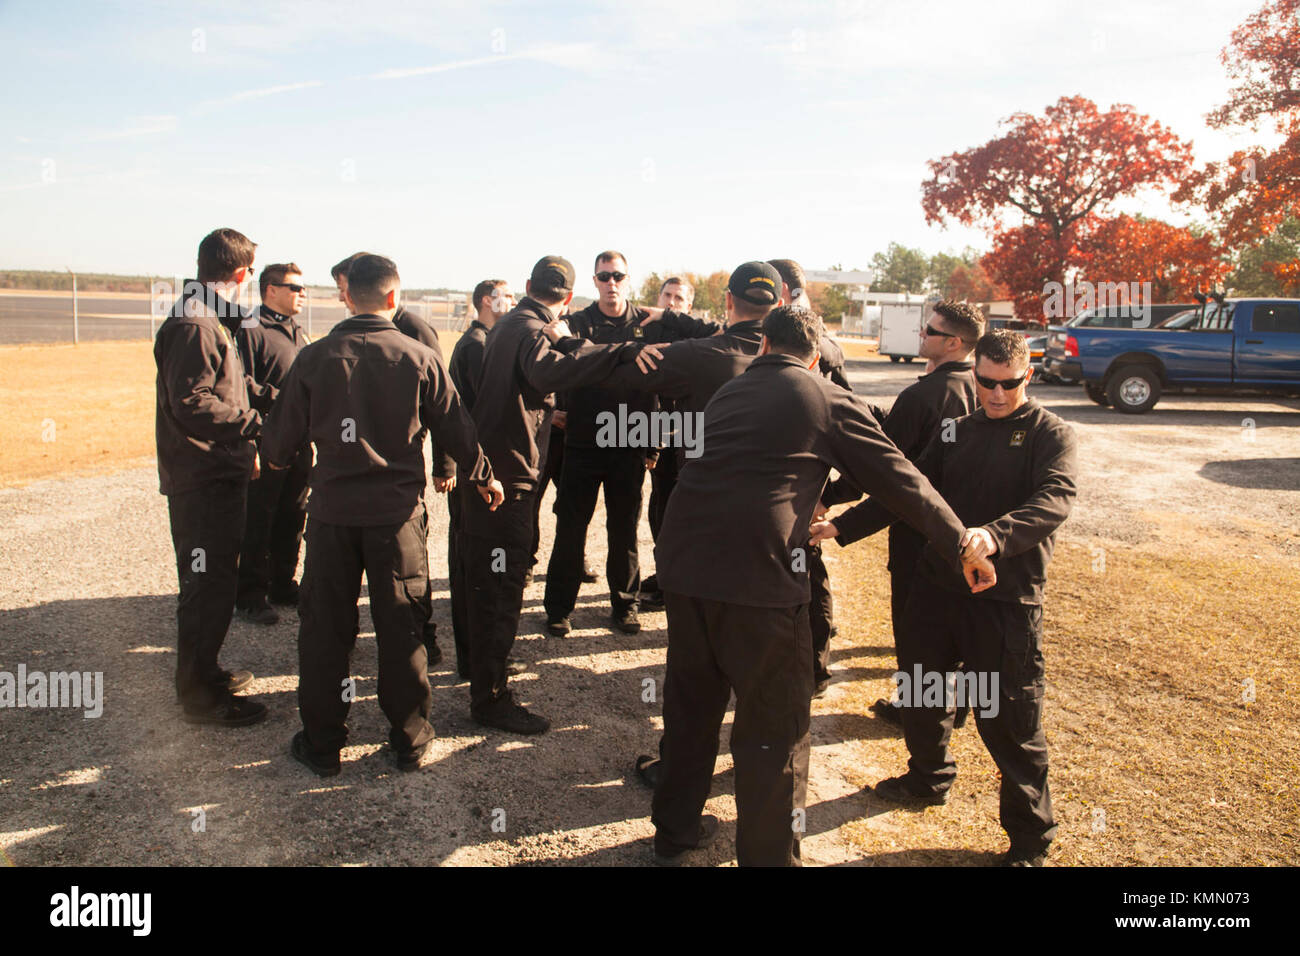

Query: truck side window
<box><xmin>1252</xmin><ymin>305</ymin><xmax>1300</xmax><ymax>334</ymax></box>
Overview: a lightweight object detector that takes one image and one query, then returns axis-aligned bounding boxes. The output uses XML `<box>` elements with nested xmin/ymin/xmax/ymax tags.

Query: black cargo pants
<box><xmin>896</xmin><ymin>572</ymin><xmax>1056</xmax><ymax>855</ymax></box>
<box><xmin>237</xmin><ymin>445</ymin><xmax>310</xmax><ymax>607</ymax></box>
<box><xmin>808</xmin><ymin>545</ymin><xmax>834</xmax><ymax>686</ymax></box>
<box><xmin>544</xmin><ymin>444</ymin><xmax>644</xmax><ymax>619</ymax></box>
<box><xmin>447</xmin><ymin>488</ymin><xmax>471</xmax><ymax>677</ymax></box>
<box><xmin>296</xmin><ymin>512</ymin><xmax>434</xmax><ymax>759</ymax></box>
<box><xmin>459</xmin><ymin>487</ymin><xmax>533</xmax><ymax>714</ymax></box>
<box><xmin>167</xmin><ymin>479</ymin><xmax>248</xmax><ymax>711</ymax></box>
<box><xmin>652</xmin><ymin>592</ymin><xmax>813</xmax><ymax>867</ymax></box>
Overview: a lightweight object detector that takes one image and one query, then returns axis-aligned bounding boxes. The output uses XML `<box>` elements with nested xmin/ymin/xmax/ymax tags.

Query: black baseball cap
<box><xmin>728</xmin><ymin>261</ymin><xmax>783</xmax><ymax>306</ymax></box>
<box><xmin>529</xmin><ymin>255</ymin><xmax>575</xmax><ymax>295</ymax></box>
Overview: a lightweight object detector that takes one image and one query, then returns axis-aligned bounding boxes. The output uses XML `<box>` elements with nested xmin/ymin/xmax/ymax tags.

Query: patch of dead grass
<box><xmin>821</xmin><ymin>535</ymin><xmax>1299</xmax><ymax>865</ymax></box>
<box><xmin>0</xmin><ymin>333</ymin><xmax>461</xmax><ymax>487</ymax></box>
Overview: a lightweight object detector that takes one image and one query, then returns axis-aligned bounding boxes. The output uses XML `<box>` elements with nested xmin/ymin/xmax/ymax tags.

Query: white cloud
<box><xmin>229</xmin><ymin>79</ymin><xmax>324</xmax><ymax>101</ymax></box>
<box><xmin>79</xmin><ymin>115</ymin><xmax>178</xmax><ymax>143</ymax></box>
<box><xmin>369</xmin><ymin>43</ymin><xmax>597</xmax><ymax>81</ymax></box>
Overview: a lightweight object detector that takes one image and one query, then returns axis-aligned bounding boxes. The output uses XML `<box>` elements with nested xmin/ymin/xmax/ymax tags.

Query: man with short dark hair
<box><xmin>814</xmin><ymin>328</ymin><xmax>1076</xmax><ymax>866</ymax></box>
<box><xmin>766</xmin><ymin>257</ymin><xmax>852</xmax><ymax>697</ymax></box>
<box><xmin>332</xmin><ymin>252</ymin><xmax>452</xmax><ymax>665</ymax></box>
<box><xmin>154</xmin><ymin>227</ymin><xmax>272</xmax><ymax>727</ymax></box>
<box><xmin>821</xmin><ymin>298</ymin><xmax>984</xmax><ymax>722</ymax></box>
<box><xmin>445</xmin><ymin>278</ymin><xmax>514</xmax><ymax>678</ymax></box>
<box><xmin>657</xmin><ymin>276</ymin><xmax>694</xmax><ymax>313</ymax></box>
<box><xmin>264</xmin><ymin>254</ymin><xmax>504</xmax><ymax>775</ymax></box>
<box><xmin>590</xmin><ymin>260</ymin><xmax>784</xmax><ymax>790</ymax></box>
<box><xmin>639</xmin><ymin>275</ymin><xmax>698</xmax><ymax>609</ymax></box>
<box><xmin>650</xmin><ymin>305</ymin><xmax>995</xmax><ymax>866</ymax></box>
<box><xmin>543</xmin><ymin>251</ymin><xmax>717</xmax><ymax>637</ymax></box>
<box><xmin>234</xmin><ymin>262</ymin><xmax>312</xmax><ymax>626</ymax></box>
<box><xmin>459</xmin><ymin>255</ymin><xmax>649</xmax><ymax>734</ymax></box>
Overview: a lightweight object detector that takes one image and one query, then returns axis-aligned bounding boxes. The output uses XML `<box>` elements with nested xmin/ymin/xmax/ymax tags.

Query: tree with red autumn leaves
<box><xmin>1175</xmin><ymin>0</ymin><xmax>1300</xmax><ymax>289</ymax></box>
<box><xmin>922</xmin><ymin>96</ymin><xmax>1196</xmax><ymax>320</ymax></box>
<box><xmin>1078</xmin><ymin>216</ymin><xmax>1229</xmax><ymax>302</ymax></box>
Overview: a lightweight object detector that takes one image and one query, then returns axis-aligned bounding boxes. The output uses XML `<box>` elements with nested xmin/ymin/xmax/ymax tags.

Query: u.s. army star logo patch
<box><xmin>1010</xmin><ymin>430</ymin><xmax>1026</xmax><ymax>447</ymax></box>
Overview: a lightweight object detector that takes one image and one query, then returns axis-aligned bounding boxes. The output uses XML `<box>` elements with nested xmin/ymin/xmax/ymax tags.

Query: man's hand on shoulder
<box><xmin>541</xmin><ymin>318</ymin><xmax>572</xmax><ymax>343</ymax></box>
<box><xmin>635</xmin><ymin>343</ymin><xmax>666</xmax><ymax>373</ymax></box>
<box><xmin>638</xmin><ymin>307</ymin><xmax>665</xmax><ymax>327</ymax></box>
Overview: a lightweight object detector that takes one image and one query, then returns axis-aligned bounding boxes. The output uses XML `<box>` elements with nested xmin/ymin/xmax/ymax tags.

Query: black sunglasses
<box><xmin>975</xmin><ymin>372</ymin><xmax>1028</xmax><ymax>390</ymax></box>
<box><xmin>271</xmin><ymin>283</ymin><xmax>306</xmax><ymax>293</ymax></box>
<box><xmin>595</xmin><ymin>271</ymin><xmax>627</xmax><ymax>283</ymax></box>
<box><xmin>922</xmin><ymin>324</ymin><xmax>956</xmax><ymax>338</ymax></box>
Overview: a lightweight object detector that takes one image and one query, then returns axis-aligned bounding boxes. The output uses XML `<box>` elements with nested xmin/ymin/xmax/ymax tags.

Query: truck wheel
<box><xmin>1084</xmin><ymin>382</ymin><xmax>1109</xmax><ymax>406</ymax></box>
<box><xmin>889</xmin><ymin>355</ymin><xmax>901</xmax><ymax>363</ymax></box>
<box><xmin>1106</xmin><ymin>365</ymin><xmax>1161</xmax><ymax>414</ymax></box>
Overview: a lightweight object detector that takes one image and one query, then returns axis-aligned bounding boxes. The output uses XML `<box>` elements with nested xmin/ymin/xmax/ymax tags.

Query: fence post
<box><xmin>68</xmin><ymin>268</ymin><xmax>79</xmax><ymax>345</ymax></box>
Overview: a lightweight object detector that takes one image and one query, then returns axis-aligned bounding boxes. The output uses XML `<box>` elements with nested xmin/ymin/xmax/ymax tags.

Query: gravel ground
<box><xmin>1</xmin><ymin>360</ymin><xmax>1296</xmax><ymax>866</ymax></box>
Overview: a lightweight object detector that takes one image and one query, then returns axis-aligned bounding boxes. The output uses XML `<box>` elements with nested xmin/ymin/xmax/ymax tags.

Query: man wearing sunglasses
<box><xmin>813</xmin><ymin>329</ymin><xmax>1077</xmax><ymax>866</ymax></box>
<box><xmin>543</xmin><ymin>251</ymin><xmax>717</xmax><ymax>638</ymax></box>
<box><xmin>820</xmin><ymin>300</ymin><xmax>982</xmax><ymax>714</ymax></box>
<box><xmin>234</xmin><ymin>263</ymin><xmax>312</xmax><ymax>626</ymax></box>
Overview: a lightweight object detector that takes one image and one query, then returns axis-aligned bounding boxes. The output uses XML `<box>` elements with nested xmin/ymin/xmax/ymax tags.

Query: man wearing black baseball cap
<box><xmin>647</xmin><ymin>304</ymin><xmax>995</xmax><ymax>865</ymax></box>
<box><xmin>458</xmin><ymin>255</ymin><xmax>647</xmax><ymax>734</ymax></box>
<box><xmin>582</xmin><ymin>260</ymin><xmax>785</xmax><ymax>791</ymax></box>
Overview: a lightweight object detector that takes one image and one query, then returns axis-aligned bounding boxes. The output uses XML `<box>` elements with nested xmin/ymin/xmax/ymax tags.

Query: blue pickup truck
<box><xmin>1048</xmin><ymin>298</ymin><xmax>1300</xmax><ymax>413</ymax></box>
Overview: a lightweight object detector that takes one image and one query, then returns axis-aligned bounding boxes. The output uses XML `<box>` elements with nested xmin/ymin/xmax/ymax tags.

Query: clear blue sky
<box><xmin>0</xmin><ymin>0</ymin><xmax>1268</xmax><ymax>291</ymax></box>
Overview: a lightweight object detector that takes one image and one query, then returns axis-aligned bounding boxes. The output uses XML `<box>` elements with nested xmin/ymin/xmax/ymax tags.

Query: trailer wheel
<box><xmin>903</xmin><ymin>356</ymin><xmax>914</xmax><ymax>363</ymax></box>
<box><xmin>1106</xmin><ymin>365</ymin><xmax>1161</xmax><ymax>414</ymax></box>
<box><xmin>1084</xmin><ymin>382</ymin><xmax>1109</xmax><ymax>406</ymax></box>
<box><xmin>889</xmin><ymin>355</ymin><xmax>901</xmax><ymax>363</ymax></box>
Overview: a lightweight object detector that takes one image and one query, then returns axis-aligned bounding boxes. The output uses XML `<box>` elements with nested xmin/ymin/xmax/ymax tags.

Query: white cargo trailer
<box><xmin>877</xmin><ymin>299</ymin><xmax>928</xmax><ymax>363</ymax></box>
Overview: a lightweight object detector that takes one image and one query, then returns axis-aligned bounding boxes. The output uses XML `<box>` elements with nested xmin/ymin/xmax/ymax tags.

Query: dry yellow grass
<box><xmin>822</xmin><ymin>536</ymin><xmax>1300</xmax><ymax>865</ymax></box>
<box><xmin>0</xmin><ymin>332</ymin><xmax>461</xmax><ymax>487</ymax></box>
<box><xmin>0</xmin><ymin>342</ymin><xmax>158</xmax><ymax>485</ymax></box>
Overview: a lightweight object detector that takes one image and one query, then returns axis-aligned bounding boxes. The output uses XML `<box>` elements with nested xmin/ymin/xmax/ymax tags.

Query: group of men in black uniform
<box><xmin>154</xmin><ymin>228</ymin><xmax>1076</xmax><ymax>866</ymax></box>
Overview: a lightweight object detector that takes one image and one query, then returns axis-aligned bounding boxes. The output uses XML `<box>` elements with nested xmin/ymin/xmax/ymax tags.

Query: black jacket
<box><xmin>600</xmin><ymin>318</ymin><xmax>764</xmax><ymax>466</ymax></box>
<box><xmin>818</xmin><ymin>334</ymin><xmax>852</xmax><ymax>391</ymax></box>
<box><xmin>470</xmin><ymin>297</ymin><xmax>642</xmax><ymax>495</ymax></box>
<box><xmin>834</xmin><ymin>399</ymin><xmax>1077</xmax><ymax>604</ymax></box>
<box><xmin>260</xmin><ymin>314</ymin><xmax>492</xmax><ymax>527</ymax></box>
<box><xmin>392</xmin><ymin>305</ymin><xmax>454</xmax><ymax>479</ymax></box>
<box><xmin>447</xmin><ymin>320</ymin><xmax>489</xmax><ymax>413</ymax></box>
<box><xmin>560</xmin><ymin>303</ymin><xmax>718</xmax><ymax>448</ymax></box>
<box><xmin>236</xmin><ymin>304</ymin><xmax>310</xmax><ymax>393</ymax></box>
<box><xmin>825</xmin><ymin>360</ymin><xmax>977</xmax><ymax>571</ymax></box>
<box><xmin>655</xmin><ymin>353</ymin><xmax>968</xmax><ymax>608</ymax></box>
<box><xmin>154</xmin><ymin>283</ymin><xmax>264</xmax><ymax>495</ymax></box>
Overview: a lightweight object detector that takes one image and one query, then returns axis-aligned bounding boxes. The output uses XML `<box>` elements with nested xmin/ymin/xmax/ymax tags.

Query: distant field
<box><xmin>0</xmin><ymin>333</ymin><xmax>461</xmax><ymax>486</ymax></box>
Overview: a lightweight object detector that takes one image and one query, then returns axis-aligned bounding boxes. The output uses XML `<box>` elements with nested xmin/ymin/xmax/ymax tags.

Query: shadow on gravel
<box><xmin>821</xmin><ymin>847</ymin><xmax>1002</xmax><ymax>867</ymax></box>
<box><xmin>0</xmin><ymin>588</ymin><xmax>887</xmax><ymax>867</ymax></box>
<box><xmin>1197</xmin><ymin>458</ymin><xmax>1300</xmax><ymax>491</ymax></box>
